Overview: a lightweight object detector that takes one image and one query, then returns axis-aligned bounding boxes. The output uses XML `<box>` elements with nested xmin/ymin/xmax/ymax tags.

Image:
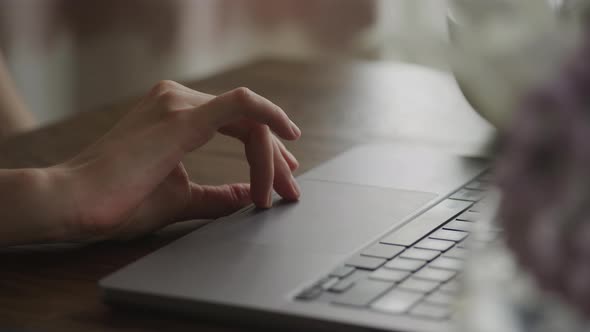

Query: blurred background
<box><xmin>0</xmin><ymin>0</ymin><xmax>449</xmax><ymax>125</ymax></box>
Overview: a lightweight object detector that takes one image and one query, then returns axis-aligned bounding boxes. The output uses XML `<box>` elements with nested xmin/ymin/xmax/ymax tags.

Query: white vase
<box><xmin>447</xmin><ymin>0</ymin><xmax>582</xmax><ymax>128</ymax></box>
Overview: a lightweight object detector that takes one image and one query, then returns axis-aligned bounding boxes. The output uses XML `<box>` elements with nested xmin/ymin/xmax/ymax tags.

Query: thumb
<box><xmin>181</xmin><ymin>183</ymin><xmax>252</xmax><ymax>220</ymax></box>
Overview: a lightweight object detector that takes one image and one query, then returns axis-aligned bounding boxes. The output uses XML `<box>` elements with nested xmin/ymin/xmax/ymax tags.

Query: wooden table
<box><xmin>0</xmin><ymin>59</ymin><xmax>494</xmax><ymax>332</ymax></box>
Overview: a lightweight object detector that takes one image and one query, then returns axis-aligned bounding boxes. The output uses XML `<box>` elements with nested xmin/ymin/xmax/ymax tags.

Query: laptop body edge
<box><xmin>100</xmin><ymin>143</ymin><xmax>489</xmax><ymax>332</ymax></box>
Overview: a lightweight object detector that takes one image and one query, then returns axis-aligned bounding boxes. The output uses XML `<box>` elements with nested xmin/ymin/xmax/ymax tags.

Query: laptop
<box><xmin>100</xmin><ymin>143</ymin><xmax>496</xmax><ymax>332</ymax></box>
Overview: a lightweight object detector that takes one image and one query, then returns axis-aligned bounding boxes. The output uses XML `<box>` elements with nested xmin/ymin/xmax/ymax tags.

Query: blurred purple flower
<box><xmin>497</xmin><ymin>26</ymin><xmax>590</xmax><ymax>315</ymax></box>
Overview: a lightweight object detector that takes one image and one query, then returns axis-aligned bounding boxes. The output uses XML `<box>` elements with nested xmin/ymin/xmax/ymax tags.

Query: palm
<box><xmin>114</xmin><ymin>163</ymin><xmax>193</xmax><ymax>238</ymax></box>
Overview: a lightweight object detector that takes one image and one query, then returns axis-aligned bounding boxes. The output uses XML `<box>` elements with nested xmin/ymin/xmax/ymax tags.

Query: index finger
<box><xmin>192</xmin><ymin>87</ymin><xmax>301</xmax><ymax>140</ymax></box>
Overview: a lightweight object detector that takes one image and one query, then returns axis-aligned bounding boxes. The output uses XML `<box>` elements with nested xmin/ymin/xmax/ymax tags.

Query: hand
<box><xmin>51</xmin><ymin>81</ymin><xmax>301</xmax><ymax>242</ymax></box>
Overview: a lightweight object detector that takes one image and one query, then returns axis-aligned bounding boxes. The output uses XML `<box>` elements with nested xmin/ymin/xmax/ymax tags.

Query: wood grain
<box><xmin>0</xmin><ymin>59</ymin><xmax>494</xmax><ymax>331</ymax></box>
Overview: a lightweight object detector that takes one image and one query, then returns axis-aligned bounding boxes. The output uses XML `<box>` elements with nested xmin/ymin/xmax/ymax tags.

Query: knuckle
<box><xmin>246</xmin><ymin>124</ymin><xmax>269</xmax><ymax>142</ymax></box>
<box><xmin>157</xmin><ymin>90</ymin><xmax>178</xmax><ymax>108</ymax></box>
<box><xmin>150</xmin><ymin>80</ymin><xmax>177</xmax><ymax>96</ymax></box>
<box><xmin>231</xmin><ymin>87</ymin><xmax>254</xmax><ymax>105</ymax></box>
<box><xmin>253</xmin><ymin>123</ymin><xmax>270</xmax><ymax>136</ymax></box>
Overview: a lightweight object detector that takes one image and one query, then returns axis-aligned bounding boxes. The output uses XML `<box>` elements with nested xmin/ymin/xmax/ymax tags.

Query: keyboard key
<box><xmin>413</xmin><ymin>268</ymin><xmax>456</xmax><ymax>282</ymax></box>
<box><xmin>469</xmin><ymin>195</ymin><xmax>496</xmax><ymax>212</ymax></box>
<box><xmin>470</xmin><ymin>196</ymin><xmax>498</xmax><ymax>213</ymax></box>
<box><xmin>330</xmin><ymin>266</ymin><xmax>355</xmax><ymax>278</ymax></box>
<box><xmin>332</xmin><ymin>279</ymin><xmax>393</xmax><ymax>307</ymax></box>
<box><xmin>425</xmin><ymin>292</ymin><xmax>455</xmax><ymax>306</ymax></box>
<box><xmin>465</xmin><ymin>180</ymin><xmax>489</xmax><ymax>191</ymax></box>
<box><xmin>456</xmin><ymin>210</ymin><xmax>482</xmax><ymax>222</ymax></box>
<box><xmin>410</xmin><ymin>303</ymin><xmax>452</xmax><ymax>320</ymax></box>
<box><xmin>458</xmin><ymin>239</ymin><xmax>489</xmax><ymax>250</ymax></box>
<box><xmin>477</xmin><ymin>172</ymin><xmax>493</xmax><ymax>182</ymax></box>
<box><xmin>472</xmin><ymin>232</ymin><xmax>499</xmax><ymax>243</ymax></box>
<box><xmin>469</xmin><ymin>203</ymin><xmax>486</xmax><ymax>213</ymax></box>
<box><xmin>385</xmin><ymin>258</ymin><xmax>426</xmax><ymax>272</ymax></box>
<box><xmin>415</xmin><ymin>238</ymin><xmax>454</xmax><ymax>252</ymax></box>
<box><xmin>329</xmin><ymin>279</ymin><xmax>355</xmax><ymax>293</ymax></box>
<box><xmin>296</xmin><ymin>286</ymin><xmax>323</xmax><ymax>300</ymax></box>
<box><xmin>443</xmin><ymin>247</ymin><xmax>468</xmax><ymax>260</ymax></box>
<box><xmin>362</xmin><ymin>243</ymin><xmax>405</xmax><ymax>259</ymax></box>
<box><xmin>429</xmin><ymin>229</ymin><xmax>468</xmax><ymax>242</ymax></box>
<box><xmin>443</xmin><ymin>220</ymin><xmax>473</xmax><ymax>232</ymax></box>
<box><xmin>320</xmin><ymin>277</ymin><xmax>341</xmax><ymax>290</ymax></box>
<box><xmin>371</xmin><ymin>289</ymin><xmax>424</xmax><ymax>314</ymax></box>
<box><xmin>398</xmin><ymin>278</ymin><xmax>440</xmax><ymax>293</ymax></box>
<box><xmin>370</xmin><ymin>268</ymin><xmax>410</xmax><ymax>283</ymax></box>
<box><xmin>380</xmin><ymin>199</ymin><xmax>471</xmax><ymax>247</ymax></box>
<box><xmin>400</xmin><ymin>248</ymin><xmax>440</xmax><ymax>262</ymax></box>
<box><xmin>450</xmin><ymin>189</ymin><xmax>486</xmax><ymax>202</ymax></box>
<box><xmin>345</xmin><ymin>255</ymin><xmax>386</xmax><ymax>270</ymax></box>
<box><xmin>485</xmin><ymin>222</ymin><xmax>504</xmax><ymax>233</ymax></box>
<box><xmin>439</xmin><ymin>280</ymin><xmax>460</xmax><ymax>294</ymax></box>
<box><xmin>311</xmin><ymin>276</ymin><xmax>331</xmax><ymax>286</ymax></box>
<box><xmin>429</xmin><ymin>257</ymin><xmax>463</xmax><ymax>271</ymax></box>
<box><xmin>477</xmin><ymin>222</ymin><xmax>503</xmax><ymax>234</ymax></box>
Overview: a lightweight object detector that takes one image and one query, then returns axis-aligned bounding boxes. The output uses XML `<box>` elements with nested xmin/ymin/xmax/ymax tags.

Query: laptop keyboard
<box><xmin>294</xmin><ymin>172</ymin><xmax>501</xmax><ymax>321</ymax></box>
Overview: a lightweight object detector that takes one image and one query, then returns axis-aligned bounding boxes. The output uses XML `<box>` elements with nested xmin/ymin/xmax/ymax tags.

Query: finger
<box><xmin>167</xmin><ymin>87</ymin><xmax>215</xmax><ymax>105</ymax></box>
<box><xmin>150</xmin><ymin>80</ymin><xmax>215</xmax><ymax>100</ymax></box>
<box><xmin>273</xmin><ymin>136</ymin><xmax>299</xmax><ymax>171</ymax></box>
<box><xmin>271</xmin><ymin>139</ymin><xmax>301</xmax><ymax>201</ymax></box>
<box><xmin>218</xmin><ymin>121</ymin><xmax>299</xmax><ymax>172</ymax></box>
<box><xmin>143</xmin><ymin>81</ymin><xmax>215</xmax><ymax>113</ymax></box>
<box><xmin>245</xmin><ymin>124</ymin><xmax>275</xmax><ymax>208</ymax></box>
<box><xmin>193</xmin><ymin>87</ymin><xmax>301</xmax><ymax>141</ymax></box>
<box><xmin>181</xmin><ymin>183</ymin><xmax>252</xmax><ymax>220</ymax></box>
<box><xmin>218</xmin><ymin>119</ymin><xmax>255</xmax><ymax>141</ymax></box>
<box><xmin>174</xmin><ymin>85</ymin><xmax>214</xmax><ymax>99</ymax></box>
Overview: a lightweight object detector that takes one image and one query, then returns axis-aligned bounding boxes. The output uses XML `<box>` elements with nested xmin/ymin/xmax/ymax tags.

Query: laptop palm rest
<box><xmin>101</xmin><ymin>179</ymin><xmax>436</xmax><ymax>308</ymax></box>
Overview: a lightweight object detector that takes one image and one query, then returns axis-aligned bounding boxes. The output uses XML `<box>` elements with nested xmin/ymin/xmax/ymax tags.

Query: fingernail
<box><xmin>290</xmin><ymin>120</ymin><xmax>301</xmax><ymax>138</ymax></box>
<box><xmin>291</xmin><ymin>175</ymin><xmax>301</xmax><ymax>197</ymax></box>
<box><xmin>266</xmin><ymin>193</ymin><xmax>273</xmax><ymax>208</ymax></box>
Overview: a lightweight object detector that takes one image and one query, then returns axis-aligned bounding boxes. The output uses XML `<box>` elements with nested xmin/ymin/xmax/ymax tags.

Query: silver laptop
<box><xmin>100</xmin><ymin>143</ymin><xmax>495</xmax><ymax>332</ymax></box>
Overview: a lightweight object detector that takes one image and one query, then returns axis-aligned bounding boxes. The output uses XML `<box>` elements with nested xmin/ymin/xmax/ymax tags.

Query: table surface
<box><xmin>0</xmin><ymin>59</ymin><xmax>494</xmax><ymax>332</ymax></box>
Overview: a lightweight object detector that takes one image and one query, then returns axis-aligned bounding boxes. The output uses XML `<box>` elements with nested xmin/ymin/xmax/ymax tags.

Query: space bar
<box><xmin>380</xmin><ymin>199</ymin><xmax>471</xmax><ymax>247</ymax></box>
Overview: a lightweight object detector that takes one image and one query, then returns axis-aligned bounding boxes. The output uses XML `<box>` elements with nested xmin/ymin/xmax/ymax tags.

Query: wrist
<box><xmin>0</xmin><ymin>167</ymin><xmax>72</xmax><ymax>246</ymax></box>
<box><xmin>42</xmin><ymin>164</ymin><xmax>88</xmax><ymax>242</ymax></box>
<box><xmin>46</xmin><ymin>161</ymin><xmax>119</xmax><ymax>243</ymax></box>
<box><xmin>24</xmin><ymin>167</ymin><xmax>76</xmax><ymax>243</ymax></box>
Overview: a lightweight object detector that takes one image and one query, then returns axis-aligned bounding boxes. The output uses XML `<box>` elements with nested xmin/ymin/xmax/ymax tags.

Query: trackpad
<box><xmin>209</xmin><ymin>180</ymin><xmax>437</xmax><ymax>255</ymax></box>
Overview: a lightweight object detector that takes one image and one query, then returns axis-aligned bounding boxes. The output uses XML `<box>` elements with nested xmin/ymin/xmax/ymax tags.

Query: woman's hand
<box><xmin>50</xmin><ymin>81</ymin><xmax>301</xmax><ymax>242</ymax></box>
